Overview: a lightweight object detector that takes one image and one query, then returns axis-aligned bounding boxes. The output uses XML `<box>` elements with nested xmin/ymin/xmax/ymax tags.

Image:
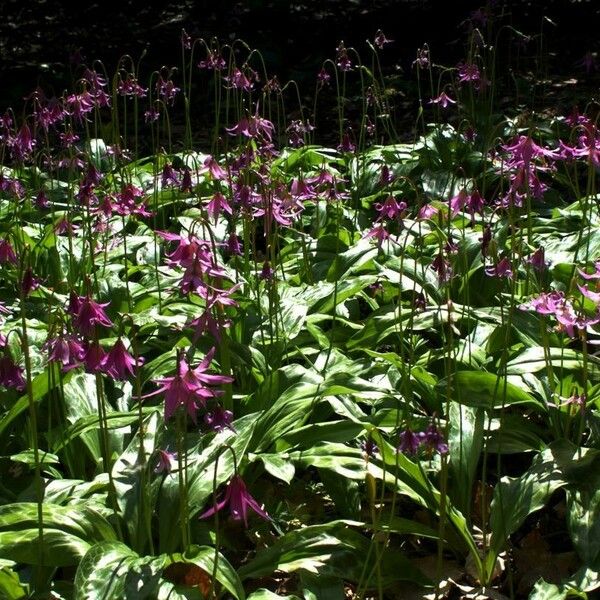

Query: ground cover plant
<box><xmin>1</xmin><ymin>3</ymin><xmax>600</xmax><ymax>599</ymax></box>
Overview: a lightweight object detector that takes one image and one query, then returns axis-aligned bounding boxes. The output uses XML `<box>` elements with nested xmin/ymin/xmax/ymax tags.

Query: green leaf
<box><xmin>74</xmin><ymin>542</ymin><xmax>245</xmax><ymax>600</ymax></box>
<box><xmin>247</xmin><ymin>590</ymin><xmax>302</xmax><ymax>600</ymax></box>
<box><xmin>506</xmin><ymin>347</ymin><xmax>600</xmax><ymax>377</ymax></box>
<box><xmin>255</xmin><ymin>454</ymin><xmax>295</xmax><ymax>484</ymax></box>
<box><xmin>567</xmin><ymin>484</ymin><xmax>600</xmax><ymax>565</ymax></box>
<box><xmin>448</xmin><ymin>403</ymin><xmax>485</xmax><ymax>518</ymax></box>
<box><xmin>487</xmin><ymin>445</ymin><xmax>568</xmax><ymax>576</ymax></box>
<box><xmin>438</xmin><ymin>370</ymin><xmax>544</xmax><ymax>411</ymax></box>
<box><xmin>238</xmin><ymin>520</ymin><xmax>429</xmax><ymax>587</ymax></box>
<box><xmin>112</xmin><ymin>411</ymin><xmax>160</xmax><ymax>553</ymax></box>
<box><xmin>0</xmin><ymin>503</ymin><xmax>116</xmax><ymax>566</ymax></box>
<box><xmin>0</xmin><ymin>562</ymin><xmax>28</xmax><ymax>599</ymax></box>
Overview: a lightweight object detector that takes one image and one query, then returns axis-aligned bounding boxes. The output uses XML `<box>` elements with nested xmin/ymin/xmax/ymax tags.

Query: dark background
<box><xmin>0</xmin><ymin>0</ymin><xmax>598</xmax><ymax>126</ymax></box>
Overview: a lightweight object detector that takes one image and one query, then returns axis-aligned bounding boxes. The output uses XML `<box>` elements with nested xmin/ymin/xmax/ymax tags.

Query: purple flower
<box><xmin>361</xmin><ymin>438</ymin><xmax>379</xmax><ymax>457</ymax></box>
<box><xmin>0</xmin><ymin>239</ymin><xmax>17</xmax><ymax>264</ymax></box>
<box><xmin>429</xmin><ymin>92</ymin><xmax>456</xmax><ymax>108</ymax></box>
<box><xmin>161</xmin><ymin>163</ymin><xmax>180</xmax><ymax>188</ymax></box>
<box><xmin>0</xmin><ymin>355</ymin><xmax>25</xmax><ymax>391</ymax></box>
<box><xmin>71</xmin><ymin>295</ymin><xmax>113</xmax><ymax>337</ymax></box>
<box><xmin>317</xmin><ymin>67</ymin><xmax>331</xmax><ymax>87</ymax></box>
<box><xmin>374</xmin><ymin>30</ymin><xmax>393</xmax><ymax>49</ymax></box>
<box><xmin>200</xmin><ymin>474</ymin><xmax>270</xmax><ymax>527</ymax></box>
<box><xmin>146</xmin><ymin>349</ymin><xmax>233</xmax><ymax>423</ymax></box>
<box><xmin>154</xmin><ymin>449</ymin><xmax>177</xmax><ymax>474</ymax></box>
<box><xmin>102</xmin><ymin>338</ymin><xmax>143</xmax><ymax>380</ymax></box>
<box><xmin>485</xmin><ymin>257</ymin><xmax>513</xmax><ymax>279</ymax></box>
<box><xmin>83</xmin><ymin>341</ymin><xmax>109</xmax><ymax>373</ymax></box>
<box><xmin>431</xmin><ymin>253</ymin><xmax>453</xmax><ymax>284</ymax></box>
<box><xmin>528</xmin><ymin>247</ymin><xmax>548</xmax><ymax>272</ymax></box>
<box><xmin>204</xmin><ymin>405</ymin><xmax>234</xmax><ymax>432</ymax></box>
<box><xmin>336</xmin><ymin>42</ymin><xmax>352</xmax><ymax>71</ymax></box>
<box><xmin>421</xmin><ymin>423</ymin><xmax>449</xmax><ymax>455</ymax></box>
<box><xmin>337</xmin><ymin>132</ymin><xmax>356</xmax><ymax>153</ymax></box>
<box><xmin>21</xmin><ymin>269</ymin><xmax>40</xmax><ymax>297</ymax></box>
<box><xmin>398</xmin><ymin>429</ymin><xmax>423</xmax><ymax>455</ymax></box>
<box><xmin>45</xmin><ymin>334</ymin><xmax>85</xmax><ymax>372</ymax></box>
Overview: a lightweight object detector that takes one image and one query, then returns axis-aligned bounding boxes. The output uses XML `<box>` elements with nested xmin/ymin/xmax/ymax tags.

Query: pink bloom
<box><xmin>449</xmin><ymin>189</ymin><xmax>468</xmax><ymax>217</ymax></box>
<box><xmin>72</xmin><ymin>295</ymin><xmax>113</xmax><ymax>336</ymax></box>
<box><xmin>397</xmin><ymin>429</ymin><xmax>423</xmax><ymax>455</ymax></box>
<box><xmin>83</xmin><ymin>341</ymin><xmax>108</xmax><ymax>374</ymax></box>
<box><xmin>431</xmin><ymin>253</ymin><xmax>453</xmax><ymax>283</ymax></box>
<box><xmin>21</xmin><ymin>269</ymin><xmax>40</xmax><ymax>297</ymax></box>
<box><xmin>0</xmin><ymin>355</ymin><xmax>25</xmax><ymax>391</ymax></box>
<box><xmin>374</xmin><ymin>196</ymin><xmax>406</xmax><ymax>221</ymax></box>
<box><xmin>336</xmin><ymin>42</ymin><xmax>352</xmax><ymax>71</ymax></box>
<box><xmin>337</xmin><ymin>133</ymin><xmax>356</xmax><ymax>153</ymax></box>
<box><xmin>421</xmin><ymin>423</ymin><xmax>449</xmax><ymax>455</ymax></box>
<box><xmin>528</xmin><ymin>247</ymin><xmax>548</xmax><ymax>272</ymax></box>
<box><xmin>200</xmin><ymin>474</ymin><xmax>270</xmax><ymax>527</ymax></box>
<box><xmin>204</xmin><ymin>155</ymin><xmax>228</xmax><ymax>181</ymax></box>
<box><xmin>206</xmin><ymin>192</ymin><xmax>233</xmax><ymax>221</ymax></box>
<box><xmin>485</xmin><ymin>257</ymin><xmax>513</xmax><ymax>279</ymax></box>
<box><xmin>0</xmin><ymin>239</ymin><xmax>17</xmax><ymax>264</ymax></box>
<box><xmin>418</xmin><ymin>204</ymin><xmax>438</xmax><ymax>220</ymax></box>
<box><xmin>578</xmin><ymin>284</ymin><xmax>600</xmax><ymax>303</ymax></box>
<box><xmin>45</xmin><ymin>334</ymin><xmax>85</xmax><ymax>372</ymax></box>
<box><xmin>102</xmin><ymin>338</ymin><xmax>143</xmax><ymax>380</ymax></box>
<box><xmin>154</xmin><ymin>449</ymin><xmax>177</xmax><ymax>474</ymax></box>
<box><xmin>429</xmin><ymin>92</ymin><xmax>456</xmax><ymax>108</ymax></box>
<box><xmin>204</xmin><ymin>404</ymin><xmax>234</xmax><ymax>432</ymax></box>
<box><xmin>374</xmin><ymin>30</ymin><xmax>393</xmax><ymax>49</ymax></box>
<box><xmin>161</xmin><ymin>163</ymin><xmax>180</xmax><ymax>188</ymax></box>
<box><xmin>146</xmin><ymin>349</ymin><xmax>232</xmax><ymax>423</ymax></box>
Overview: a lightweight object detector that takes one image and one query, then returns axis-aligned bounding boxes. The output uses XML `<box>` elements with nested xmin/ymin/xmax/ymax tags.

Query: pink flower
<box><xmin>397</xmin><ymin>429</ymin><xmax>423</xmax><ymax>455</ymax></box>
<box><xmin>0</xmin><ymin>239</ymin><xmax>17</xmax><ymax>264</ymax></box>
<box><xmin>71</xmin><ymin>295</ymin><xmax>113</xmax><ymax>336</ymax></box>
<box><xmin>374</xmin><ymin>30</ymin><xmax>393</xmax><ymax>49</ymax></box>
<box><xmin>485</xmin><ymin>257</ymin><xmax>513</xmax><ymax>279</ymax></box>
<box><xmin>146</xmin><ymin>349</ymin><xmax>232</xmax><ymax>423</ymax></box>
<box><xmin>154</xmin><ymin>449</ymin><xmax>177</xmax><ymax>474</ymax></box>
<box><xmin>82</xmin><ymin>341</ymin><xmax>107</xmax><ymax>374</ymax></box>
<box><xmin>431</xmin><ymin>253</ymin><xmax>453</xmax><ymax>284</ymax></box>
<box><xmin>0</xmin><ymin>355</ymin><xmax>25</xmax><ymax>390</ymax></box>
<box><xmin>204</xmin><ymin>405</ymin><xmax>234</xmax><ymax>432</ymax></box>
<box><xmin>200</xmin><ymin>474</ymin><xmax>270</xmax><ymax>527</ymax></box>
<box><xmin>45</xmin><ymin>334</ymin><xmax>85</xmax><ymax>372</ymax></box>
<box><xmin>102</xmin><ymin>338</ymin><xmax>143</xmax><ymax>380</ymax></box>
<box><xmin>429</xmin><ymin>92</ymin><xmax>456</xmax><ymax>108</ymax></box>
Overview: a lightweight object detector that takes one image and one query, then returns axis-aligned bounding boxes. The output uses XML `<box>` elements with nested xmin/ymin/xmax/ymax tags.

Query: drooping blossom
<box><xmin>154</xmin><ymin>449</ymin><xmax>177</xmax><ymax>474</ymax></box>
<box><xmin>0</xmin><ymin>355</ymin><xmax>25</xmax><ymax>391</ymax></box>
<box><xmin>527</xmin><ymin>247</ymin><xmax>548</xmax><ymax>272</ymax></box>
<box><xmin>336</xmin><ymin>42</ymin><xmax>352</xmax><ymax>71</ymax></box>
<box><xmin>485</xmin><ymin>257</ymin><xmax>513</xmax><ymax>279</ymax></box>
<box><xmin>200</xmin><ymin>474</ymin><xmax>270</xmax><ymax>527</ymax></box>
<box><xmin>429</xmin><ymin>92</ymin><xmax>456</xmax><ymax>108</ymax></box>
<box><xmin>204</xmin><ymin>405</ymin><xmax>234</xmax><ymax>432</ymax></box>
<box><xmin>421</xmin><ymin>423</ymin><xmax>449</xmax><ymax>455</ymax></box>
<box><xmin>21</xmin><ymin>268</ymin><xmax>40</xmax><ymax>297</ymax></box>
<box><xmin>0</xmin><ymin>239</ymin><xmax>17</xmax><ymax>264</ymax></box>
<box><xmin>82</xmin><ymin>341</ymin><xmax>108</xmax><ymax>373</ymax></box>
<box><xmin>431</xmin><ymin>253</ymin><xmax>453</xmax><ymax>284</ymax></box>
<box><xmin>71</xmin><ymin>294</ymin><xmax>113</xmax><ymax>336</ymax></box>
<box><xmin>374</xmin><ymin>30</ymin><xmax>393</xmax><ymax>49</ymax></box>
<box><xmin>102</xmin><ymin>338</ymin><xmax>143</xmax><ymax>380</ymax></box>
<box><xmin>398</xmin><ymin>429</ymin><xmax>424</xmax><ymax>455</ymax></box>
<box><xmin>45</xmin><ymin>334</ymin><xmax>85</xmax><ymax>372</ymax></box>
<box><xmin>146</xmin><ymin>349</ymin><xmax>233</xmax><ymax>423</ymax></box>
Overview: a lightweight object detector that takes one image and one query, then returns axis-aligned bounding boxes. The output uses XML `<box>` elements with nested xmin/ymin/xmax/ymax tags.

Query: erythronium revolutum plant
<box><xmin>1</xmin><ymin>5</ymin><xmax>600</xmax><ymax>599</ymax></box>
